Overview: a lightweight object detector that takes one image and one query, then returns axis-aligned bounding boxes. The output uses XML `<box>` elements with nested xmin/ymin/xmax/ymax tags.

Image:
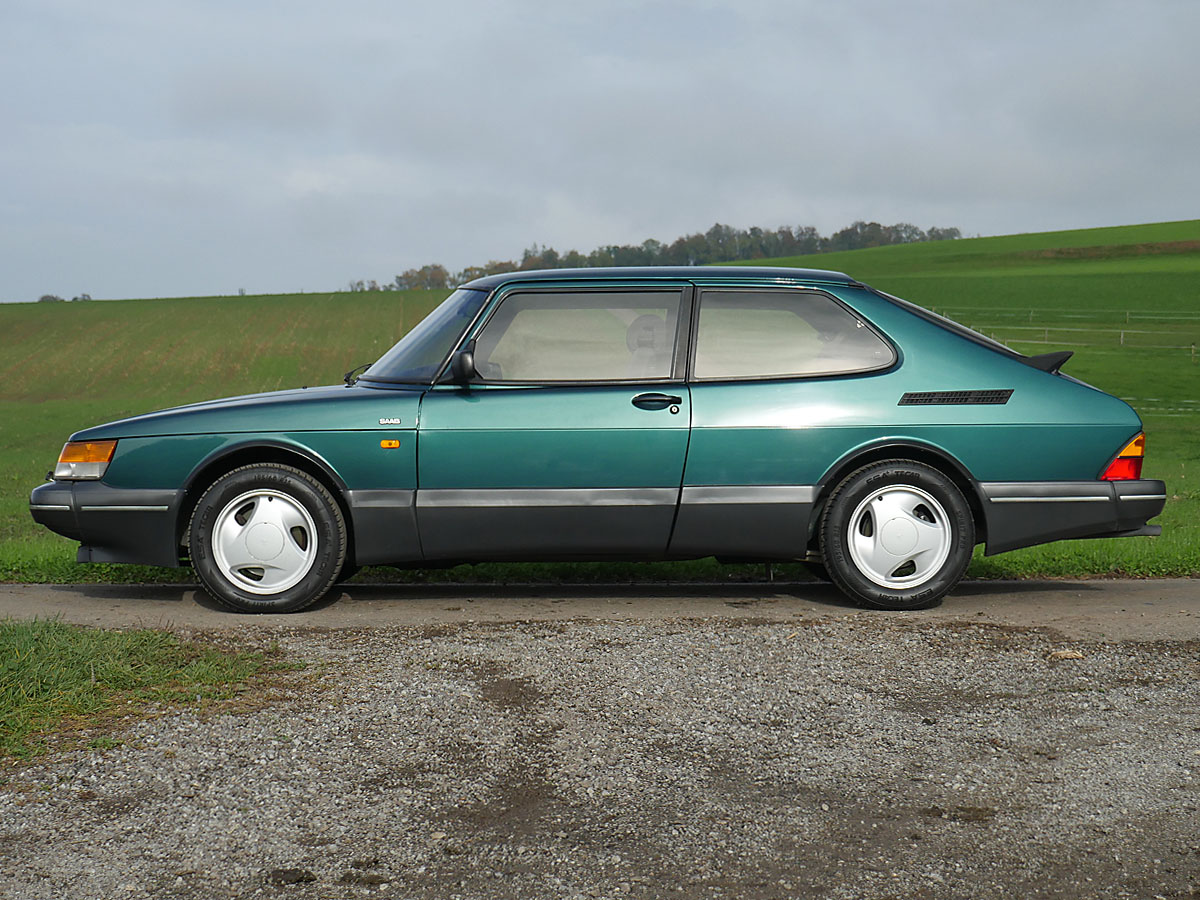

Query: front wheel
<box><xmin>188</xmin><ymin>463</ymin><xmax>347</xmax><ymax>613</ymax></box>
<box><xmin>819</xmin><ymin>460</ymin><xmax>974</xmax><ymax>610</ymax></box>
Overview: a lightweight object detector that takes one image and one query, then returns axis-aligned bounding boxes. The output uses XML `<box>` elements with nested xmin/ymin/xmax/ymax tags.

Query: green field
<box><xmin>2</xmin><ymin>220</ymin><xmax>1197</xmax><ymax>583</ymax></box>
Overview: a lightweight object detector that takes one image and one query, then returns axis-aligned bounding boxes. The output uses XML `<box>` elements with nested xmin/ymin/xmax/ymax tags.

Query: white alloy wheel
<box><xmin>846</xmin><ymin>484</ymin><xmax>952</xmax><ymax>589</ymax></box>
<box><xmin>211</xmin><ymin>488</ymin><xmax>319</xmax><ymax>594</ymax></box>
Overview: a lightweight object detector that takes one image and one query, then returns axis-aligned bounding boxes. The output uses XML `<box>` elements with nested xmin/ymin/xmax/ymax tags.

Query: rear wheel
<box><xmin>820</xmin><ymin>460</ymin><xmax>974</xmax><ymax>610</ymax></box>
<box><xmin>188</xmin><ymin>463</ymin><xmax>347</xmax><ymax>613</ymax></box>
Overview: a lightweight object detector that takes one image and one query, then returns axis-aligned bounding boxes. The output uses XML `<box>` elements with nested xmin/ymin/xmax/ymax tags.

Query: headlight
<box><xmin>54</xmin><ymin>440</ymin><xmax>117</xmax><ymax>480</ymax></box>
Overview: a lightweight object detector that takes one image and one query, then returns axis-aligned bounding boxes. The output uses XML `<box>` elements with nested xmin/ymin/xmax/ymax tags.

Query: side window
<box><xmin>692</xmin><ymin>289</ymin><xmax>894</xmax><ymax>380</ymax></box>
<box><xmin>474</xmin><ymin>290</ymin><xmax>682</xmax><ymax>382</ymax></box>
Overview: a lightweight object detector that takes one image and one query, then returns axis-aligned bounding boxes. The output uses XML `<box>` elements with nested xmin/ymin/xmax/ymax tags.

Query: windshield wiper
<box><xmin>343</xmin><ymin>362</ymin><xmax>372</xmax><ymax>385</ymax></box>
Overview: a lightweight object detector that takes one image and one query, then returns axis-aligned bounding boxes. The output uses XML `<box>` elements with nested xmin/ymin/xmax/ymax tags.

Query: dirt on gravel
<box><xmin>0</xmin><ymin>580</ymin><xmax>1198</xmax><ymax>899</ymax></box>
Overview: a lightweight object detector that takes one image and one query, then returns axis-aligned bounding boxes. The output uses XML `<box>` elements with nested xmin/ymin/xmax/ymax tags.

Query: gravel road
<box><xmin>1</xmin><ymin>580</ymin><xmax>1198</xmax><ymax>899</ymax></box>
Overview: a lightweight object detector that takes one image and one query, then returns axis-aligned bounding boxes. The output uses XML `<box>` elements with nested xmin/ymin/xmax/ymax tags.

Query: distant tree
<box><xmin>926</xmin><ymin>226</ymin><xmax>962</xmax><ymax>242</ymax></box>
<box><xmin>705</xmin><ymin>223</ymin><xmax>738</xmax><ymax>259</ymax></box>
<box><xmin>887</xmin><ymin>223</ymin><xmax>926</xmax><ymax>244</ymax></box>
<box><xmin>393</xmin><ymin>265</ymin><xmax>450</xmax><ymax>290</ymax></box>
<box><xmin>828</xmin><ymin>221</ymin><xmax>886</xmax><ymax>251</ymax></box>
<box><xmin>793</xmin><ymin>225</ymin><xmax>823</xmax><ymax>254</ymax></box>
<box><xmin>368</xmin><ymin>218</ymin><xmax>960</xmax><ymax>288</ymax></box>
<box><xmin>38</xmin><ymin>294</ymin><xmax>65</xmax><ymax>303</ymax></box>
<box><xmin>519</xmin><ymin>245</ymin><xmax>549</xmax><ymax>270</ymax></box>
<box><xmin>453</xmin><ymin>260</ymin><xmax>517</xmax><ymax>284</ymax></box>
<box><xmin>70</xmin><ymin>293</ymin><xmax>92</xmax><ymax>302</ymax></box>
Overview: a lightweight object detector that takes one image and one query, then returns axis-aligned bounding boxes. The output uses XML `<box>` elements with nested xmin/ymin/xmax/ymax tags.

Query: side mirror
<box><xmin>448</xmin><ymin>340</ymin><xmax>477</xmax><ymax>383</ymax></box>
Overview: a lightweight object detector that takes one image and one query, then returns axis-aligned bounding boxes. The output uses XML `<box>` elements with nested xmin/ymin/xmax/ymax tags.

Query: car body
<box><xmin>30</xmin><ymin>266</ymin><xmax>1166</xmax><ymax>612</ymax></box>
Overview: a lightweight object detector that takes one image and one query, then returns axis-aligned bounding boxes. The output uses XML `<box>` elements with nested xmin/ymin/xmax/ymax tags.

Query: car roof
<box><xmin>458</xmin><ymin>265</ymin><xmax>856</xmax><ymax>291</ymax></box>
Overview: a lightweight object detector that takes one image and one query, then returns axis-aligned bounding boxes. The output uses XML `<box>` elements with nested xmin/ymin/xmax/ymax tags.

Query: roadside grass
<box><xmin>2</xmin><ymin>220</ymin><xmax>1198</xmax><ymax>584</ymax></box>
<box><xmin>0</xmin><ymin>618</ymin><xmax>296</xmax><ymax>759</ymax></box>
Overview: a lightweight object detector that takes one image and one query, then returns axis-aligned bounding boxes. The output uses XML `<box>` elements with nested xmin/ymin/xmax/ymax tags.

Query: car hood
<box><xmin>71</xmin><ymin>384</ymin><xmax>425</xmax><ymax>440</ymax></box>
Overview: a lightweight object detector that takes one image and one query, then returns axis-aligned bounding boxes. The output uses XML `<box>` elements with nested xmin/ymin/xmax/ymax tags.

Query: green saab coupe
<box><xmin>30</xmin><ymin>267</ymin><xmax>1165</xmax><ymax>613</ymax></box>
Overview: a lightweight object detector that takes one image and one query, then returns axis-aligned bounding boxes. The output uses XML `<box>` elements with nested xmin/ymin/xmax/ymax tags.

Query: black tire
<box><xmin>188</xmin><ymin>463</ymin><xmax>347</xmax><ymax>613</ymax></box>
<box><xmin>819</xmin><ymin>460</ymin><xmax>974</xmax><ymax>610</ymax></box>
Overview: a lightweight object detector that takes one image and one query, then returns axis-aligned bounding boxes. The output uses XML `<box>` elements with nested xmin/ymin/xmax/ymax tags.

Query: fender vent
<box><xmin>899</xmin><ymin>389</ymin><xmax>1013</xmax><ymax>406</ymax></box>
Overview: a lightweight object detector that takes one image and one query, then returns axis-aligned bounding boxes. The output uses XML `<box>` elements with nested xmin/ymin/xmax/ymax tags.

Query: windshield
<box><xmin>359</xmin><ymin>288</ymin><xmax>489</xmax><ymax>384</ymax></box>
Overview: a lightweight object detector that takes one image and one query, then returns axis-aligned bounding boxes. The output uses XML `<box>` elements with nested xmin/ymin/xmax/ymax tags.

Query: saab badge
<box><xmin>378</xmin><ymin>417</ymin><xmax>402</xmax><ymax>425</ymax></box>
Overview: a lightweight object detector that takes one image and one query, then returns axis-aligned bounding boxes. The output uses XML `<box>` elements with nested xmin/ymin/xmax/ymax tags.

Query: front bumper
<box><xmin>30</xmin><ymin>480</ymin><xmax>185</xmax><ymax>567</ymax></box>
<box><xmin>980</xmin><ymin>479</ymin><xmax>1166</xmax><ymax>556</ymax></box>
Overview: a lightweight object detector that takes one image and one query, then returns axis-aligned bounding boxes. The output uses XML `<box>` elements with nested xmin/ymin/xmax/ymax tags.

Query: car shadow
<box><xmin>59</xmin><ymin>576</ymin><xmax>1106</xmax><ymax>617</ymax></box>
<box><xmin>63</xmin><ymin>579</ymin><xmax>861</xmax><ymax>612</ymax></box>
<box><xmin>949</xmin><ymin>579</ymin><xmax>1105</xmax><ymax>596</ymax></box>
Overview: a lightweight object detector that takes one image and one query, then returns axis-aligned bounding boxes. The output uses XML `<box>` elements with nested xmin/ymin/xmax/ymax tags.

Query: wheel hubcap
<box><xmin>211</xmin><ymin>489</ymin><xmax>318</xmax><ymax>595</ymax></box>
<box><xmin>846</xmin><ymin>485</ymin><xmax>952</xmax><ymax>589</ymax></box>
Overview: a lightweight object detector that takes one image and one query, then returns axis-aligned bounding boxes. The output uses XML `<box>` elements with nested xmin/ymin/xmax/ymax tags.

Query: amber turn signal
<box><xmin>54</xmin><ymin>440</ymin><xmax>117</xmax><ymax>480</ymax></box>
<box><xmin>58</xmin><ymin>441</ymin><xmax>117</xmax><ymax>463</ymax></box>
<box><xmin>1100</xmin><ymin>433</ymin><xmax>1145</xmax><ymax>481</ymax></box>
<box><xmin>380</xmin><ymin>439</ymin><xmax>400</xmax><ymax>449</ymax></box>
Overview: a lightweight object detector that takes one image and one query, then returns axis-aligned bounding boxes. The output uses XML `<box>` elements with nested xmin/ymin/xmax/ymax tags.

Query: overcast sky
<box><xmin>2</xmin><ymin>0</ymin><xmax>1197</xmax><ymax>301</ymax></box>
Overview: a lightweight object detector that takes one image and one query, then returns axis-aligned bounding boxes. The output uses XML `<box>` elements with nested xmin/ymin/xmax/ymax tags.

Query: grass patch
<box><xmin>0</xmin><ymin>618</ymin><xmax>293</xmax><ymax>759</ymax></box>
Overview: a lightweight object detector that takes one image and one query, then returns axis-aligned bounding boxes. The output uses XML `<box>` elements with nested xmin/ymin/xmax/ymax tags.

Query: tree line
<box><xmin>349</xmin><ymin>220</ymin><xmax>962</xmax><ymax>292</ymax></box>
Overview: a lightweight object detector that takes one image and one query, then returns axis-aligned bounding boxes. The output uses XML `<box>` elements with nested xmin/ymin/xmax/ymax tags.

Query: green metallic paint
<box><xmin>417</xmin><ymin>384</ymin><xmax>689</xmax><ymax>489</ymax></box>
<box><xmin>101</xmin><ymin>430</ymin><xmax>418</xmax><ymax>493</ymax></box>
<box><xmin>681</xmin><ymin>284</ymin><xmax>1140</xmax><ymax>489</ymax></box>
<box><xmin>79</xmin><ymin>278</ymin><xmax>1142</xmax><ymax>500</ymax></box>
<box><xmin>72</xmin><ymin>384</ymin><xmax>422</xmax><ymax>440</ymax></box>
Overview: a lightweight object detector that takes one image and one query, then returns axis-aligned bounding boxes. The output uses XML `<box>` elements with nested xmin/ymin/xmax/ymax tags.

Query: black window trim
<box><xmin>450</xmin><ymin>283</ymin><xmax>693</xmax><ymax>387</ymax></box>
<box><xmin>685</xmin><ymin>284</ymin><xmax>899</xmax><ymax>384</ymax></box>
<box><xmin>360</xmin><ymin>287</ymin><xmax>493</xmax><ymax>386</ymax></box>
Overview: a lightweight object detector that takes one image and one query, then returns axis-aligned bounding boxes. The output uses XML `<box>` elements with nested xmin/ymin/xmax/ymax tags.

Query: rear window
<box><xmin>692</xmin><ymin>289</ymin><xmax>895</xmax><ymax>380</ymax></box>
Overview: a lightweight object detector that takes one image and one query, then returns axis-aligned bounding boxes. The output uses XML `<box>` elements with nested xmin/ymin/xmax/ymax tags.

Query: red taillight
<box><xmin>1102</xmin><ymin>457</ymin><xmax>1142</xmax><ymax>480</ymax></box>
<box><xmin>1100</xmin><ymin>433</ymin><xmax>1145</xmax><ymax>481</ymax></box>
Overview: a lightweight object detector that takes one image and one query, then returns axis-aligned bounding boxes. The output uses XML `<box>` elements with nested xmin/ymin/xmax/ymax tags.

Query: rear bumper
<box><xmin>980</xmin><ymin>479</ymin><xmax>1166</xmax><ymax>556</ymax></box>
<box><xmin>30</xmin><ymin>481</ymin><xmax>184</xmax><ymax>567</ymax></box>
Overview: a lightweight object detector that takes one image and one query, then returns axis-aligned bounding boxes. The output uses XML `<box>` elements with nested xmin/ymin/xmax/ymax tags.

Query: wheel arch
<box><xmin>176</xmin><ymin>441</ymin><xmax>354</xmax><ymax>560</ymax></box>
<box><xmin>811</xmin><ymin>439</ymin><xmax>987</xmax><ymax>546</ymax></box>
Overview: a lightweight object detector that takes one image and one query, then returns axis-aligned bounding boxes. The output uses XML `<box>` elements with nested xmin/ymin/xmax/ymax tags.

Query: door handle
<box><xmin>631</xmin><ymin>392</ymin><xmax>683</xmax><ymax>410</ymax></box>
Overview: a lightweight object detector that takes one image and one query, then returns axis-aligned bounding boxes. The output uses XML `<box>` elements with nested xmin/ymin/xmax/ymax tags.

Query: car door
<box><xmin>416</xmin><ymin>284</ymin><xmax>692</xmax><ymax>560</ymax></box>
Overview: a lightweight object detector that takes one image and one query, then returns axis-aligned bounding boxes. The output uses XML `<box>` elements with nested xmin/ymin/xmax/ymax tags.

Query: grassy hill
<box><xmin>2</xmin><ymin>220</ymin><xmax>1197</xmax><ymax>583</ymax></box>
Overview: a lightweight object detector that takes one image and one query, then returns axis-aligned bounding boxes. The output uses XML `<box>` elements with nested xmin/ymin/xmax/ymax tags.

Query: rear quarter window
<box><xmin>692</xmin><ymin>289</ymin><xmax>895</xmax><ymax>380</ymax></box>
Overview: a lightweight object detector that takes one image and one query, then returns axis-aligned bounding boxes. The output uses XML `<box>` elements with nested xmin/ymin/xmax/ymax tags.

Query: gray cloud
<box><xmin>1</xmin><ymin>0</ymin><xmax>1197</xmax><ymax>300</ymax></box>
